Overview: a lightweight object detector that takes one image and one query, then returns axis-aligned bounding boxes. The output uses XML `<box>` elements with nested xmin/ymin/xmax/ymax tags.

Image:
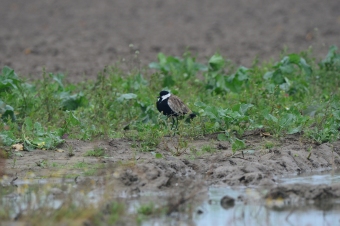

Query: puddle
<box><xmin>192</xmin><ymin>171</ymin><xmax>340</xmax><ymax>226</ymax></box>
<box><xmin>194</xmin><ymin>186</ymin><xmax>340</xmax><ymax>226</ymax></box>
<box><xmin>2</xmin><ymin>171</ymin><xmax>340</xmax><ymax>224</ymax></box>
<box><xmin>277</xmin><ymin>169</ymin><xmax>340</xmax><ymax>185</ymax></box>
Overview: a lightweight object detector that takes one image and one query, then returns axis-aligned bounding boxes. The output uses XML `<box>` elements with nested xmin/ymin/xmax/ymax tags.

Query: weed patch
<box><xmin>84</xmin><ymin>147</ymin><xmax>105</xmax><ymax>157</ymax></box>
<box><xmin>1</xmin><ymin>46</ymin><xmax>340</xmax><ymax>155</ymax></box>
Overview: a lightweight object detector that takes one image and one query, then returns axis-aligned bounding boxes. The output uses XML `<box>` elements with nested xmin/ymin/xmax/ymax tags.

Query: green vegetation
<box><xmin>201</xmin><ymin>144</ymin><xmax>216</xmax><ymax>153</ymax></box>
<box><xmin>84</xmin><ymin>147</ymin><xmax>105</xmax><ymax>157</ymax></box>
<box><xmin>264</xmin><ymin>141</ymin><xmax>275</xmax><ymax>149</ymax></box>
<box><xmin>72</xmin><ymin>161</ymin><xmax>104</xmax><ymax>176</ymax></box>
<box><xmin>137</xmin><ymin>202</ymin><xmax>156</xmax><ymax>216</ymax></box>
<box><xmin>1</xmin><ymin>46</ymin><xmax>340</xmax><ymax>155</ymax></box>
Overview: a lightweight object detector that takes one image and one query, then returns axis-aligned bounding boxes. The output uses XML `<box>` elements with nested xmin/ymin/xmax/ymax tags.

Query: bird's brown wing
<box><xmin>168</xmin><ymin>95</ymin><xmax>192</xmax><ymax>115</ymax></box>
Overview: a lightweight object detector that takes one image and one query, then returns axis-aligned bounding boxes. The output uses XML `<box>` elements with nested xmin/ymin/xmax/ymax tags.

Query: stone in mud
<box><xmin>220</xmin><ymin>195</ymin><xmax>235</xmax><ymax>209</ymax></box>
<box><xmin>239</xmin><ymin>172</ymin><xmax>263</xmax><ymax>184</ymax></box>
<box><xmin>146</xmin><ymin>169</ymin><xmax>160</xmax><ymax>180</ymax></box>
<box><xmin>120</xmin><ymin>169</ymin><xmax>139</xmax><ymax>186</ymax></box>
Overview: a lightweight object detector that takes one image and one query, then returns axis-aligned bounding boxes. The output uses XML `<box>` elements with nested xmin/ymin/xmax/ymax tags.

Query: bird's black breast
<box><xmin>156</xmin><ymin>98</ymin><xmax>177</xmax><ymax>116</ymax></box>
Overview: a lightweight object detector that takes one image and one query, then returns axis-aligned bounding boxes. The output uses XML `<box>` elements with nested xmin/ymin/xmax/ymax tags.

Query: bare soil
<box><xmin>4</xmin><ymin>133</ymin><xmax>340</xmax><ymax>201</ymax></box>
<box><xmin>1</xmin><ymin>0</ymin><xmax>340</xmax><ymax>82</ymax></box>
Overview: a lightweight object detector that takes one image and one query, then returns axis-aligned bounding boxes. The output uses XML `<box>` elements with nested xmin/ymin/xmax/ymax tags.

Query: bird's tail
<box><xmin>189</xmin><ymin>113</ymin><xmax>197</xmax><ymax>119</ymax></box>
<box><xmin>184</xmin><ymin>112</ymin><xmax>197</xmax><ymax>123</ymax></box>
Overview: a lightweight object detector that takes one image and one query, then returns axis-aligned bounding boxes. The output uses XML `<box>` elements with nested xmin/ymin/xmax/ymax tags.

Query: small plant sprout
<box><xmin>84</xmin><ymin>147</ymin><xmax>105</xmax><ymax>157</ymax></box>
<box><xmin>264</xmin><ymin>141</ymin><xmax>275</xmax><ymax>149</ymax></box>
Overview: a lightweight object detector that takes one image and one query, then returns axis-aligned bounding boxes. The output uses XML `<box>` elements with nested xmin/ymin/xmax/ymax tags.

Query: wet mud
<box><xmin>4</xmin><ymin>133</ymin><xmax>340</xmax><ymax>201</ymax></box>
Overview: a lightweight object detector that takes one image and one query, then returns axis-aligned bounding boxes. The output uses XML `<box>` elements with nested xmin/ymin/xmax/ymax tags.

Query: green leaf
<box><xmin>34</xmin><ymin>122</ymin><xmax>45</xmax><ymax>136</ymax></box>
<box><xmin>0</xmin><ymin>130</ymin><xmax>17</xmax><ymax>146</ymax></box>
<box><xmin>319</xmin><ymin>45</ymin><xmax>340</xmax><ymax>71</ymax></box>
<box><xmin>162</xmin><ymin>75</ymin><xmax>175</xmax><ymax>87</ymax></box>
<box><xmin>68</xmin><ymin>111</ymin><xmax>80</xmax><ymax>126</ymax></box>
<box><xmin>225</xmin><ymin>74</ymin><xmax>243</xmax><ymax>93</ymax></box>
<box><xmin>151</xmin><ymin>152</ymin><xmax>163</xmax><ymax>159</ymax></box>
<box><xmin>204</xmin><ymin>110</ymin><xmax>218</xmax><ymax>120</ymax></box>
<box><xmin>287</xmin><ymin>54</ymin><xmax>301</xmax><ymax>64</ymax></box>
<box><xmin>279</xmin><ymin>113</ymin><xmax>296</xmax><ymax>127</ymax></box>
<box><xmin>133</xmin><ymin>74</ymin><xmax>148</xmax><ymax>90</ymax></box>
<box><xmin>217</xmin><ymin>108</ymin><xmax>228</xmax><ymax>118</ymax></box>
<box><xmin>299</xmin><ymin>58</ymin><xmax>312</xmax><ymax>76</ymax></box>
<box><xmin>0</xmin><ymin>101</ymin><xmax>16</xmax><ymax>122</ymax></box>
<box><xmin>280</xmin><ymin>64</ymin><xmax>295</xmax><ymax>74</ymax></box>
<box><xmin>208</xmin><ymin>53</ymin><xmax>225</xmax><ymax>71</ymax></box>
<box><xmin>232</xmin><ymin>138</ymin><xmax>246</xmax><ymax>152</ymax></box>
<box><xmin>0</xmin><ymin>66</ymin><xmax>20</xmax><ymax>91</ymax></box>
<box><xmin>148</xmin><ymin>62</ymin><xmax>161</xmax><ymax>70</ymax></box>
<box><xmin>194</xmin><ymin>101</ymin><xmax>207</xmax><ymax>107</ymax></box>
<box><xmin>217</xmin><ymin>133</ymin><xmax>228</xmax><ymax>141</ymax></box>
<box><xmin>195</xmin><ymin>63</ymin><xmax>208</xmax><ymax>71</ymax></box>
<box><xmin>239</xmin><ymin>104</ymin><xmax>253</xmax><ymax>115</ymax></box>
<box><xmin>287</xmin><ymin>126</ymin><xmax>302</xmax><ymax>134</ymax></box>
<box><xmin>279</xmin><ymin>83</ymin><xmax>290</xmax><ymax>91</ymax></box>
<box><xmin>24</xmin><ymin>117</ymin><xmax>34</xmax><ymax>131</ymax></box>
<box><xmin>236</xmin><ymin>66</ymin><xmax>249</xmax><ymax>81</ymax></box>
<box><xmin>265</xmin><ymin>83</ymin><xmax>275</xmax><ymax>93</ymax></box>
<box><xmin>303</xmin><ymin>105</ymin><xmax>319</xmax><ymax>117</ymax></box>
<box><xmin>265</xmin><ymin>114</ymin><xmax>278</xmax><ymax>123</ymax></box>
<box><xmin>24</xmin><ymin>138</ymin><xmax>35</xmax><ymax>151</ymax></box>
<box><xmin>158</xmin><ymin>52</ymin><xmax>167</xmax><ymax>66</ymax></box>
<box><xmin>155</xmin><ymin>153</ymin><xmax>163</xmax><ymax>159</ymax></box>
<box><xmin>60</xmin><ymin>93</ymin><xmax>87</xmax><ymax>110</ymax></box>
<box><xmin>14</xmin><ymin>152</ymin><xmax>23</xmax><ymax>157</ymax></box>
<box><xmin>117</xmin><ymin>93</ymin><xmax>137</xmax><ymax>102</ymax></box>
<box><xmin>272</xmin><ymin>70</ymin><xmax>285</xmax><ymax>84</ymax></box>
<box><xmin>22</xmin><ymin>118</ymin><xmax>64</xmax><ymax>150</ymax></box>
<box><xmin>49</xmin><ymin>73</ymin><xmax>65</xmax><ymax>90</ymax></box>
<box><xmin>281</xmin><ymin>54</ymin><xmax>312</xmax><ymax>76</ymax></box>
<box><xmin>263</xmin><ymin>71</ymin><xmax>273</xmax><ymax>80</ymax></box>
<box><xmin>2</xmin><ymin>66</ymin><xmax>18</xmax><ymax>80</ymax></box>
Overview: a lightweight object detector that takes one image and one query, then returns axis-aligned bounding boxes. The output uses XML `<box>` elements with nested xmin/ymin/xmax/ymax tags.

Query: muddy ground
<box><xmin>4</xmin><ymin>132</ymin><xmax>340</xmax><ymax>203</ymax></box>
<box><xmin>1</xmin><ymin>0</ymin><xmax>340</xmax><ymax>82</ymax></box>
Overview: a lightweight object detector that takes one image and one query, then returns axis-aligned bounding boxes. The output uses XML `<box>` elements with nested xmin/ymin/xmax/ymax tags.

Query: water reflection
<box><xmin>194</xmin><ymin>170</ymin><xmax>340</xmax><ymax>226</ymax></box>
<box><xmin>277</xmin><ymin>169</ymin><xmax>340</xmax><ymax>185</ymax></box>
<box><xmin>194</xmin><ymin>186</ymin><xmax>340</xmax><ymax>226</ymax></box>
<box><xmin>1</xmin><ymin>171</ymin><xmax>340</xmax><ymax>225</ymax></box>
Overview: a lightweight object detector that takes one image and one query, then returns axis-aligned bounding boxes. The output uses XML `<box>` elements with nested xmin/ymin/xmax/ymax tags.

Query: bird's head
<box><xmin>158</xmin><ymin>90</ymin><xmax>171</xmax><ymax>102</ymax></box>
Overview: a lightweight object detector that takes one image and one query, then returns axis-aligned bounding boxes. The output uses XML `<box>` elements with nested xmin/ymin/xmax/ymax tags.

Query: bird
<box><xmin>156</xmin><ymin>90</ymin><xmax>196</xmax><ymax>130</ymax></box>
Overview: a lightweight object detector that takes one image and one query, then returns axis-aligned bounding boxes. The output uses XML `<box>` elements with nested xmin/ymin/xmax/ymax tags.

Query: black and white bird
<box><xmin>156</xmin><ymin>90</ymin><xmax>196</xmax><ymax>129</ymax></box>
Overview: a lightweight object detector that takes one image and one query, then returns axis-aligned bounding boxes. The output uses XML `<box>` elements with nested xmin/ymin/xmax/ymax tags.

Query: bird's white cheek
<box><xmin>160</xmin><ymin>93</ymin><xmax>171</xmax><ymax>102</ymax></box>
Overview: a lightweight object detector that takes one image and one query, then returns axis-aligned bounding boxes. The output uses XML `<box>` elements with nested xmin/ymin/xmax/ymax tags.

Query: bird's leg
<box><xmin>171</xmin><ymin>117</ymin><xmax>175</xmax><ymax>130</ymax></box>
<box><xmin>172</xmin><ymin>117</ymin><xmax>179</xmax><ymax>136</ymax></box>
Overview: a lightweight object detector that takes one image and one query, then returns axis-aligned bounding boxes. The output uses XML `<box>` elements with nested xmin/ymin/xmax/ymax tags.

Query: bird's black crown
<box><xmin>159</xmin><ymin>90</ymin><xmax>169</xmax><ymax>97</ymax></box>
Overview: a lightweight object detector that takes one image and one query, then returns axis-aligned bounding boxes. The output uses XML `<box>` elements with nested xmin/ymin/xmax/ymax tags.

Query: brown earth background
<box><xmin>1</xmin><ymin>0</ymin><xmax>340</xmax><ymax>82</ymax></box>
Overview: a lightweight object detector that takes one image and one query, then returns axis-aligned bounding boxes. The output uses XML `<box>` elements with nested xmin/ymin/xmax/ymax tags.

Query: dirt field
<box><xmin>1</xmin><ymin>0</ymin><xmax>340</xmax><ymax>82</ymax></box>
